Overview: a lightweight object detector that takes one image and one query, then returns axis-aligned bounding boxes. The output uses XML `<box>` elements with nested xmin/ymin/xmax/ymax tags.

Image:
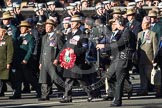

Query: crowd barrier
<box><xmin>2</xmin><ymin>6</ymin><xmax>153</xmax><ymax>18</ymax></box>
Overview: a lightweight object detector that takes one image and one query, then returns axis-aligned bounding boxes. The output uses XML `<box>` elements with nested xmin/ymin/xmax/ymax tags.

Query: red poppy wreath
<box><xmin>59</xmin><ymin>48</ymin><xmax>76</xmax><ymax>69</ymax></box>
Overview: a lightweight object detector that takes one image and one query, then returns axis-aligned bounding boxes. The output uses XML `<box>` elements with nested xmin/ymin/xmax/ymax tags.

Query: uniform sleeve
<box><xmin>7</xmin><ymin>36</ymin><xmax>14</xmax><ymax>64</ymax></box>
<box><xmin>24</xmin><ymin>37</ymin><xmax>34</xmax><ymax>62</ymax></box>
<box><xmin>57</xmin><ymin>33</ymin><xmax>65</xmax><ymax>50</ymax></box>
<box><xmin>134</xmin><ymin>23</ymin><xmax>142</xmax><ymax>37</ymax></box>
<box><xmin>74</xmin><ymin>38</ymin><xmax>88</xmax><ymax>56</ymax></box>
<box><xmin>105</xmin><ymin>30</ymin><xmax>130</xmax><ymax>50</ymax></box>
<box><xmin>39</xmin><ymin>36</ymin><xmax>45</xmax><ymax>64</ymax></box>
<box><xmin>54</xmin><ymin>33</ymin><xmax>66</xmax><ymax>60</ymax></box>
<box><xmin>157</xmin><ymin>25</ymin><xmax>162</xmax><ymax>41</ymax></box>
<box><xmin>12</xmin><ymin>26</ymin><xmax>19</xmax><ymax>42</ymax></box>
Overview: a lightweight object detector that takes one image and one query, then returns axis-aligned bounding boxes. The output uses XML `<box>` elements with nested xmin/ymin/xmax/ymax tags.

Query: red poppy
<box><xmin>59</xmin><ymin>48</ymin><xmax>76</xmax><ymax>69</ymax></box>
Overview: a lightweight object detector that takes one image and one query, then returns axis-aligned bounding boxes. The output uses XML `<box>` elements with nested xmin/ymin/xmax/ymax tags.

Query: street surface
<box><xmin>0</xmin><ymin>74</ymin><xmax>162</xmax><ymax>108</ymax></box>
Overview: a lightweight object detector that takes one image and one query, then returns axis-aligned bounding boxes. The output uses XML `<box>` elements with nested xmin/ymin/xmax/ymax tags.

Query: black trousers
<box><xmin>64</xmin><ymin>78</ymin><xmax>92</xmax><ymax>98</ymax></box>
<box><xmin>13</xmin><ymin>63</ymin><xmax>41</xmax><ymax>96</ymax></box>
<box><xmin>106</xmin><ymin>61</ymin><xmax>130</xmax><ymax>104</ymax></box>
<box><xmin>159</xmin><ymin>66</ymin><xmax>162</xmax><ymax>93</ymax></box>
<box><xmin>21</xmin><ymin>56</ymin><xmax>40</xmax><ymax>91</ymax></box>
<box><xmin>0</xmin><ymin>80</ymin><xmax>4</xmax><ymax>94</ymax></box>
<box><xmin>40</xmin><ymin>73</ymin><xmax>65</xmax><ymax>99</ymax></box>
<box><xmin>0</xmin><ymin>80</ymin><xmax>10</xmax><ymax>94</ymax></box>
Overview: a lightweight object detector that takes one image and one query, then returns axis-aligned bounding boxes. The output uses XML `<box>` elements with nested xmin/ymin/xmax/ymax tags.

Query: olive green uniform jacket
<box><xmin>0</xmin><ymin>35</ymin><xmax>13</xmax><ymax>80</ymax></box>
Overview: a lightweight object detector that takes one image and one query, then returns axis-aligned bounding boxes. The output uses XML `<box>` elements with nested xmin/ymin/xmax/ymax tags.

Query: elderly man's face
<box><xmin>142</xmin><ymin>22</ymin><xmax>149</xmax><ymax>30</ymax></box>
<box><xmin>150</xmin><ymin>17</ymin><xmax>156</xmax><ymax>23</ymax></box>
<box><xmin>114</xmin><ymin>20</ymin><xmax>121</xmax><ymax>29</ymax></box>
<box><xmin>20</xmin><ymin>27</ymin><xmax>28</xmax><ymax>34</ymax></box>
<box><xmin>63</xmin><ymin>23</ymin><xmax>70</xmax><ymax>29</ymax></box>
<box><xmin>45</xmin><ymin>24</ymin><xmax>53</xmax><ymax>33</ymax></box>
<box><xmin>127</xmin><ymin>15</ymin><xmax>134</xmax><ymax>22</ymax></box>
<box><xmin>71</xmin><ymin>21</ymin><xmax>79</xmax><ymax>29</ymax></box>
<box><xmin>113</xmin><ymin>14</ymin><xmax>120</xmax><ymax>19</ymax></box>
<box><xmin>2</xmin><ymin>19</ymin><xmax>10</xmax><ymax>25</ymax></box>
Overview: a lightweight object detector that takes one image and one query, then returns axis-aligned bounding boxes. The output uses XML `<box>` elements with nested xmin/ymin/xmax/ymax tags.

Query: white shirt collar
<box><xmin>151</xmin><ymin>23</ymin><xmax>155</xmax><ymax>27</ymax></box>
<box><xmin>72</xmin><ymin>29</ymin><xmax>78</xmax><ymax>35</ymax></box>
<box><xmin>20</xmin><ymin>33</ymin><xmax>28</xmax><ymax>37</ymax></box>
<box><xmin>48</xmin><ymin>32</ymin><xmax>54</xmax><ymax>38</ymax></box>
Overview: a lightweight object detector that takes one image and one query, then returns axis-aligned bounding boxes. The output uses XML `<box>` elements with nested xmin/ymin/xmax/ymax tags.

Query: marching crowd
<box><xmin>1</xmin><ymin>0</ymin><xmax>162</xmax><ymax>107</ymax></box>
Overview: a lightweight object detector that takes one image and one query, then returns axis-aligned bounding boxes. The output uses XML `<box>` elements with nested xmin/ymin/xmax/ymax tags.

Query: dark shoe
<box><xmin>155</xmin><ymin>94</ymin><xmax>162</xmax><ymax>98</ymax></box>
<box><xmin>91</xmin><ymin>90</ymin><xmax>101</xmax><ymax>98</ymax></box>
<box><xmin>0</xmin><ymin>93</ymin><xmax>5</xmax><ymax>97</ymax></box>
<box><xmin>103</xmin><ymin>96</ymin><xmax>113</xmax><ymax>101</ymax></box>
<box><xmin>60</xmin><ymin>97</ymin><xmax>72</xmax><ymax>103</ymax></box>
<box><xmin>110</xmin><ymin>102</ymin><xmax>122</xmax><ymax>107</ymax></box>
<box><xmin>36</xmin><ymin>94</ymin><xmax>41</xmax><ymax>98</ymax></box>
<box><xmin>49</xmin><ymin>89</ymin><xmax>53</xmax><ymax>95</ymax></box>
<box><xmin>22</xmin><ymin>89</ymin><xmax>31</xmax><ymax>93</ymax></box>
<box><xmin>137</xmin><ymin>91</ymin><xmax>148</xmax><ymax>96</ymax></box>
<box><xmin>128</xmin><ymin>89</ymin><xmax>133</xmax><ymax>99</ymax></box>
<box><xmin>31</xmin><ymin>86</ymin><xmax>35</xmax><ymax>91</ymax></box>
<box><xmin>87</xmin><ymin>96</ymin><xmax>94</xmax><ymax>102</ymax></box>
<box><xmin>9</xmin><ymin>95</ymin><xmax>21</xmax><ymax>99</ymax></box>
<box><xmin>38</xmin><ymin>97</ymin><xmax>49</xmax><ymax>101</ymax></box>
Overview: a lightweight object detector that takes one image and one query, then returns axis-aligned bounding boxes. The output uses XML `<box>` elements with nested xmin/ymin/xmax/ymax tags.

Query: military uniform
<box><xmin>150</xmin><ymin>22</ymin><xmax>162</xmax><ymax>41</ymax></box>
<box><xmin>126</xmin><ymin>19</ymin><xmax>142</xmax><ymax>73</ymax></box>
<box><xmin>39</xmin><ymin>30</ymin><xmax>65</xmax><ymax>100</ymax></box>
<box><xmin>126</xmin><ymin>19</ymin><xmax>142</xmax><ymax>38</ymax></box>
<box><xmin>0</xmin><ymin>34</ymin><xmax>13</xmax><ymax>83</ymax></box>
<box><xmin>0</xmin><ymin>35</ymin><xmax>13</xmax><ymax>79</ymax></box>
<box><xmin>154</xmin><ymin>38</ymin><xmax>162</xmax><ymax>97</ymax></box>
<box><xmin>3</xmin><ymin>24</ymin><xmax>20</xmax><ymax>90</ymax></box>
<box><xmin>31</xmin><ymin>28</ymin><xmax>44</xmax><ymax>77</ymax></box>
<box><xmin>0</xmin><ymin>34</ymin><xmax>13</xmax><ymax>95</ymax></box>
<box><xmin>10</xmin><ymin>33</ymin><xmax>41</xmax><ymax>99</ymax></box>
<box><xmin>59</xmin><ymin>29</ymin><xmax>93</xmax><ymax>102</ymax></box>
<box><xmin>137</xmin><ymin>30</ymin><xmax>158</xmax><ymax>94</ymax></box>
<box><xmin>105</xmin><ymin>28</ymin><xmax>134</xmax><ymax>106</ymax></box>
<box><xmin>4</xmin><ymin>24</ymin><xmax>20</xmax><ymax>42</ymax></box>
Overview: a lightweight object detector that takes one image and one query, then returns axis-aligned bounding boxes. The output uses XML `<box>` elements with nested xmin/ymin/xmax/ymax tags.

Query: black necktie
<box><xmin>141</xmin><ymin>31</ymin><xmax>145</xmax><ymax>44</ymax></box>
